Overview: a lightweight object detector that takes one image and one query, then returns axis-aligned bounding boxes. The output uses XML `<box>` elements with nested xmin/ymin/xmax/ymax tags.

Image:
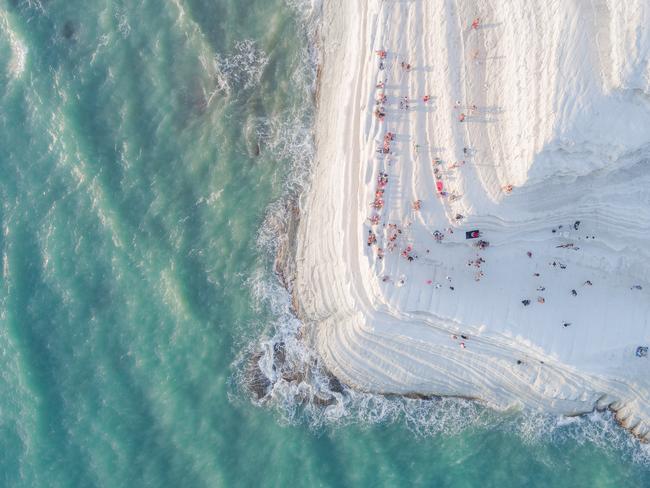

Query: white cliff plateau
<box><xmin>295</xmin><ymin>0</ymin><xmax>650</xmax><ymax>440</ymax></box>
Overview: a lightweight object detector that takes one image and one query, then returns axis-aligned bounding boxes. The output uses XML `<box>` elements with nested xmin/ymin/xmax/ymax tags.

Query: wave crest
<box><xmin>213</xmin><ymin>39</ymin><xmax>268</xmax><ymax>96</ymax></box>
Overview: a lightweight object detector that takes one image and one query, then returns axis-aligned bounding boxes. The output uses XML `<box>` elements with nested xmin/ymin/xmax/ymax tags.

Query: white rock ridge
<box><xmin>295</xmin><ymin>0</ymin><xmax>650</xmax><ymax>439</ymax></box>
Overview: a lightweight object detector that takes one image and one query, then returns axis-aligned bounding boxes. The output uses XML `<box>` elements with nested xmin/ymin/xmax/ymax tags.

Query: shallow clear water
<box><xmin>0</xmin><ymin>0</ymin><xmax>648</xmax><ymax>486</ymax></box>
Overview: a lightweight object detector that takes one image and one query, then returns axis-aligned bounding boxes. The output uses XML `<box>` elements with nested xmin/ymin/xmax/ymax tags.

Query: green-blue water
<box><xmin>0</xmin><ymin>0</ymin><xmax>648</xmax><ymax>486</ymax></box>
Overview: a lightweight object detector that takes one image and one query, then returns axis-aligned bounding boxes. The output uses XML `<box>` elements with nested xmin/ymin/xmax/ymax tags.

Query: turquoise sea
<box><xmin>0</xmin><ymin>0</ymin><xmax>649</xmax><ymax>486</ymax></box>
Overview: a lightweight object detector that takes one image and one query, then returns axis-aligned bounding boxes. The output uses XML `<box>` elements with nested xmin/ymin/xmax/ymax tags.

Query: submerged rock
<box><xmin>62</xmin><ymin>21</ymin><xmax>76</xmax><ymax>40</ymax></box>
<box><xmin>245</xmin><ymin>351</ymin><xmax>271</xmax><ymax>400</ymax></box>
<box><xmin>273</xmin><ymin>341</ymin><xmax>286</xmax><ymax>365</ymax></box>
<box><xmin>328</xmin><ymin>375</ymin><xmax>345</xmax><ymax>394</ymax></box>
<box><xmin>312</xmin><ymin>394</ymin><xmax>337</xmax><ymax>407</ymax></box>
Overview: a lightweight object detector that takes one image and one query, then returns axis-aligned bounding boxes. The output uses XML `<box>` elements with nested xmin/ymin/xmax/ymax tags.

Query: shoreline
<box><xmin>280</xmin><ymin>0</ymin><xmax>650</xmax><ymax>441</ymax></box>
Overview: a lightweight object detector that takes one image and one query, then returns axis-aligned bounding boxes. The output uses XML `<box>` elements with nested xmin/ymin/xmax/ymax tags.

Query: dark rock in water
<box><xmin>312</xmin><ymin>394</ymin><xmax>336</xmax><ymax>407</ymax></box>
<box><xmin>273</xmin><ymin>342</ymin><xmax>286</xmax><ymax>365</ymax></box>
<box><xmin>404</xmin><ymin>392</ymin><xmax>436</xmax><ymax>400</ymax></box>
<box><xmin>328</xmin><ymin>375</ymin><xmax>345</xmax><ymax>394</ymax></box>
<box><xmin>246</xmin><ymin>351</ymin><xmax>271</xmax><ymax>400</ymax></box>
<box><xmin>281</xmin><ymin>370</ymin><xmax>304</xmax><ymax>384</ymax></box>
<box><xmin>273</xmin><ymin>199</ymin><xmax>300</xmax><ymax>294</ymax></box>
<box><xmin>62</xmin><ymin>21</ymin><xmax>75</xmax><ymax>40</ymax></box>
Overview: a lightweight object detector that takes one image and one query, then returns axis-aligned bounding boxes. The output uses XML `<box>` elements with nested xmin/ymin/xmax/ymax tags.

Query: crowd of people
<box><xmin>366</xmin><ymin>18</ymin><xmax>487</xmax><ymax>299</ymax></box>
<box><xmin>360</xmin><ymin>15</ymin><xmax>645</xmax><ymax>355</ymax></box>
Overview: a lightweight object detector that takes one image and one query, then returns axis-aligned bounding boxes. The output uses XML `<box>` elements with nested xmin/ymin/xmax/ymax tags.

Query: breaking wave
<box><xmin>0</xmin><ymin>9</ymin><xmax>28</xmax><ymax>78</ymax></box>
<box><xmin>213</xmin><ymin>39</ymin><xmax>269</xmax><ymax>96</ymax></box>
